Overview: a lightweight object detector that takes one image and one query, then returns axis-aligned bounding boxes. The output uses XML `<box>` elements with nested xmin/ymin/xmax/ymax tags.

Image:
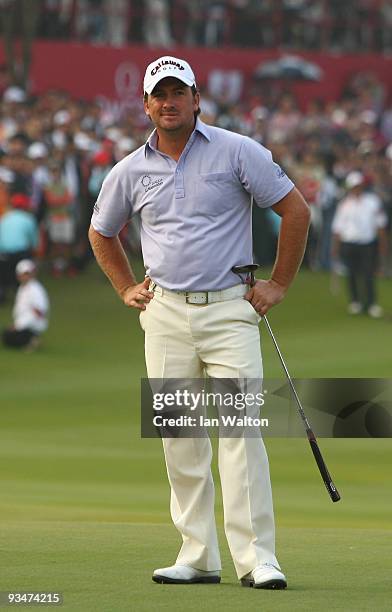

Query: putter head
<box><xmin>231</xmin><ymin>264</ymin><xmax>259</xmax><ymax>275</ymax></box>
<box><xmin>231</xmin><ymin>264</ymin><xmax>259</xmax><ymax>287</ymax></box>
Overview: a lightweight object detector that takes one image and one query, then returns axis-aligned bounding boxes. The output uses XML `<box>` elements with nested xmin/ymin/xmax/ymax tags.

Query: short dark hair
<box><xmin>191</xmin><ymin>85</ymin><xmax>201</xmax><ymax>117</ymax></box>
<box><xmin>143</xmin><ymin>84</ymin><xmax>201</xmax><ymax>118</ymax></box>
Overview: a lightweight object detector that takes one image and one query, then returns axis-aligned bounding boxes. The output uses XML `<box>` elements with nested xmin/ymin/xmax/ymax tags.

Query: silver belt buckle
<box><xmin>185</xmin><ymin>291</ymin><xmax>209</xmax><ymax>304</ymax></box>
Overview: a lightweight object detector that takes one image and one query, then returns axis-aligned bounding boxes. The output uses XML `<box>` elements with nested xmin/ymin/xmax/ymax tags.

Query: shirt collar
<box><xmin>194</xmin><ymin>118</ymin><xmax>211</xmax><ymax>141</ymax></box>
<box><xmin>144</xmin><ymin>118</ymin><xmax>211</xmax><ymax>157</ymax></box>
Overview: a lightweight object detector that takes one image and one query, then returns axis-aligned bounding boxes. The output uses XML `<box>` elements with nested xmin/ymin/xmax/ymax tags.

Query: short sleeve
<box><xmin>28</xmin><ymin>215</ymin><xmax>39</xmax><ymax>248</ymax></box>
<box><xmin>237</xmin><ymin>137</ymin><xmax>294</xmax><ymax>208</ymax></box>
<box><xmin>32</xmin><ymin>284</ymin><xmax>49</xmax><ymax>313</ymax></box>
<box><xmin>91</xmin><ymin>164</ymin><xmax>132</xmax><ymax>237</ymax></box>
<box><xmin>374</xmin><ymin>197</ymin><xmax>388</xmax><ymax>229</ymax></box>
<box><xmin>331</xmin><ymin>207</ymin><xmax>343</xmax><ymax>235</ymax></box>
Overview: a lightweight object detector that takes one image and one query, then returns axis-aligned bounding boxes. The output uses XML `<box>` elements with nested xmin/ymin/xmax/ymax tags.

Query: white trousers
<box><xmin>139</xmin><ymin>288</ymin><xmax>279</xmax><ymax>579</ymax></box>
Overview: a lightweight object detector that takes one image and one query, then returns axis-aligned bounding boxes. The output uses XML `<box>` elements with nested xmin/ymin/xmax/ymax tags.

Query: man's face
<box><xmin>144</xmin><ymin>77</ymin><xmax>199</xmax><ymax>133</ymax></box>
<box><xmin>351</xmin><ymin>185</ymin><xmax>363</xmax><ymax>196</ymax></box>
<box><xmin>17</xmin><ymin>271</ymin><xmax>33</xmax><ymax>284</ymax></box>
<box><xmin>7</xmin><ymin>138</ymin><xmax>26</xmax><ymax>157</ymax></box>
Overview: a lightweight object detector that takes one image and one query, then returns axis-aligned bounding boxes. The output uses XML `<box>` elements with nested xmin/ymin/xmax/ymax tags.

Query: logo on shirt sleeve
<box><xmin>274</xmin><ymin>163</ymin><xmax>286</xmax><ymax>179</ymax></box>
<box><xmin>93</xmin><ymin>203</ymin><xmax>100</xmax><ymax>215</ymax></box>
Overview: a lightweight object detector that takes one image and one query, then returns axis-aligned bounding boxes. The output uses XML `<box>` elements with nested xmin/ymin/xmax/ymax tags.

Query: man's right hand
<box><xmin>122</xmin><ymin>277</ymin><xmax>154</xmax><ymax>310</ymax></box>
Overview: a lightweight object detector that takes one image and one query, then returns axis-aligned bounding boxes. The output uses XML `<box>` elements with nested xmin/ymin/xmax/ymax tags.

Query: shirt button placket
<box><xmin>175</xmin><ymin>165</ymin><xmax>185</xmax><ymax>199</ymax></box>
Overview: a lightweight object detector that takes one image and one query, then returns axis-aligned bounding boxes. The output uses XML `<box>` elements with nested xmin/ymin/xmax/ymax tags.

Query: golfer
<box><xmin>89</xmin><ymin>56</ymin><xmax>310</xmax><ymax>589</ymax></box>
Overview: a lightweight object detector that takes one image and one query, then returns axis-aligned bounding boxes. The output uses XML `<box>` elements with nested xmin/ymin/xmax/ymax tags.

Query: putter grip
<box><xmin>308</xmin><ymin>437</ymin><xmax>341</xmax><ymax>502</ymax></box>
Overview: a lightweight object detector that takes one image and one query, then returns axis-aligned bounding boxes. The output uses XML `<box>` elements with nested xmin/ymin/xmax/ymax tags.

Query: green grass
<box><xmin>0</xmin><ymin>263</ymin><xmax>391</xmax><ymax>611</ymax></box>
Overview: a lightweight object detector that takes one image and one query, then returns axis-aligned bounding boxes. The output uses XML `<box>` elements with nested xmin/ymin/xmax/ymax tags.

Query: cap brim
<box><xmin>144</xmin><ymin>75</ymin><xmax>195</xmax><ymax>95</ymax></box>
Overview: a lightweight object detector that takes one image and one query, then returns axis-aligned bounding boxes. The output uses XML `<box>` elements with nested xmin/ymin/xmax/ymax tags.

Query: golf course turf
<box><xmin>1</xmin><ymin>262</ymin><xmax>391</xmax><ymax>611</ymax></box>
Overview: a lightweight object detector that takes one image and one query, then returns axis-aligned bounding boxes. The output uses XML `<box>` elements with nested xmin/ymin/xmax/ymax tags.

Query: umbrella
<box><xmin>255</xmin><ymin>56</ymin><xmax>323</xmax><ymax>81</ymax></box>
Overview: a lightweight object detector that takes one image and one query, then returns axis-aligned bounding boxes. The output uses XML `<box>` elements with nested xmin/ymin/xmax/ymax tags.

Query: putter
<box><xmin>232</xmin><ymin>264</ymin><xmax>341</xmax><ymax>503</ymax></box>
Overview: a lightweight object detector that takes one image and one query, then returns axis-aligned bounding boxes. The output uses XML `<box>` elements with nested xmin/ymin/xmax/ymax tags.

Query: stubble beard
<box><xmin>157</xmin><ymin>114</ymin><xmax>195</xmax><ymax>136</ymax></box>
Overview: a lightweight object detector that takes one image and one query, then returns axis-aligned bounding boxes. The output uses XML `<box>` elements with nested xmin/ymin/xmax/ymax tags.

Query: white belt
<box><xmin>151</xmin><ymin>283</ymin><xmax>247</xmax><ymax>305</ymax></box>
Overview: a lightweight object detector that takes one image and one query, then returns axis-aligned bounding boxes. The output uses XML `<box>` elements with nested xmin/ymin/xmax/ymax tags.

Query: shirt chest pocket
<box><xmin>190</xmin><ymin>171</ymin><xmax>238</xmax><ymax>216</ymax></box>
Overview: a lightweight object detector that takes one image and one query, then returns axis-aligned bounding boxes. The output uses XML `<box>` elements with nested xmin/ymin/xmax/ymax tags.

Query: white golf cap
<box><xmin>0</xmin><ymin>167</ymin><xmax>15</xmax><ymax>184</ymax></box>
<box><xmin>73</xmin><ymin>131</ymin><xmax>95</xmax><ymax>152</ymax></box>
<box><xmin>117</xmin><ymin>137</ymin><xmax>136</xmax><ymax>152</ymax></box>
<box><xmin>359</xmin><ymin>110</ymin><xmax>377</xmax><ymax>125</ymax></box>
<box><xmin>53</xmin><ymin>110</ymin><xmax>71</xmax><ymax>126</ymax></box>
<box><xmin>346</xmin><ymin>171</ymin><xmax>365</xmax><ymax>190</ymax></box>
<box><xmin>105</xmin><ymin>127</ymin><xmax>122</xmax><ymax>142</ymax></box>
<box><xmin>143</xmin><ymin>56</ymin><xmax>196</xmax><ymax>94</ymax></box>
<box><xmin>15</xmin><ymin>259</ymin><xmax>36</xmax><ymax>276</ymax></box>
<box><xmin>3</xmin><ymin>86</ymin><xmax>27</xmax><ymax>103</ymax></box>
<box><xmin>27</xmin><ymin>142</ymin><xmax>49</xmax><ymax>159</ymax></box>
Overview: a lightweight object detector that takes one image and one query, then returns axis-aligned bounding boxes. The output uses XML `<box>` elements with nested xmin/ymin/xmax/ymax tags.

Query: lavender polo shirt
<box><xmin>91</xmin><ymin>119</ymin><xmax>294</xmax><ymax>290</ymax></box>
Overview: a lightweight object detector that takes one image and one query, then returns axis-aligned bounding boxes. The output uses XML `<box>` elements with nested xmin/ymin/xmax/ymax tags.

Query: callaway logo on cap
<box><xmin>143</xmin><ymin>56</ymin><xmax>196</xmax><ymax>94</ymax></box>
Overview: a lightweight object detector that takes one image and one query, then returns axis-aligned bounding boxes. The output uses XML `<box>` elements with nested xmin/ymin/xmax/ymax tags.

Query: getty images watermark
<box><xmin>140</xmin><ymin>378</ymin><xmax>392</xmax><ymax>438</ymax></box>
<box><xmin>152</xmin><ymin>387</ymin><xmax>269</xmax><ymax>429</ymax></box>
<box><xmin>141</xmin><ymin>378</ymin><xmax>269</xmax><ymax>438</ymax></box>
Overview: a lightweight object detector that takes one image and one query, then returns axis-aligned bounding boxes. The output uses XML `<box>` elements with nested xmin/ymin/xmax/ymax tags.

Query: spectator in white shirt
<box><xmin>332</xmin><ymin>171</ymin><xmax>388</xmax><ymax>318</ymax></box>
<box><xmin>2</xmin><ymin>259</ymin><xmax>49</xmax><ymax>350</ymax></box>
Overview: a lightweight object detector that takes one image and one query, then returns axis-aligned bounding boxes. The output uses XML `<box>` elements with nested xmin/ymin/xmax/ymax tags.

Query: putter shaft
<box><xmin>263</xmin><ymin>315</ymin><xmax>341</xmax><ymax>503</ymax></box>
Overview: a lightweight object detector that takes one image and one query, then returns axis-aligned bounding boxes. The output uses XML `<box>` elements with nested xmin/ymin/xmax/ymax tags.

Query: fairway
<box><xmin>1</xmin><ymin>262</ymin><xmax>391</xmax><ymax>611</ymax></box>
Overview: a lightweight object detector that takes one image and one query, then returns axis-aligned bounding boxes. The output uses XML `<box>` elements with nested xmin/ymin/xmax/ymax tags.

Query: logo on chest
<box><xmin>141</xmin><ymin>175</ymin><xmax>164</xmax><ymax>193</ymax></box>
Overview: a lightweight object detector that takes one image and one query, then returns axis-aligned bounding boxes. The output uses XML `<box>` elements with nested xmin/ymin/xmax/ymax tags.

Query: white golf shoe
<box><xmin>367</xmin><ymin>304</ymin><xmax>383</xmax><ymax>319</ymax></box>
<box><xmin>152</xmin><ymin>564</ymin><xmax>221</xmax><ymax>584</ymax></box>
<box><xmin>241</xmin><ymin>563</ymin><xmax>287</xmax><ymax>589</ymax></box>
<box><xmin>347</xmin><ymin>302</ymin><xmax>362</xmax><ymax>315</ymax></box>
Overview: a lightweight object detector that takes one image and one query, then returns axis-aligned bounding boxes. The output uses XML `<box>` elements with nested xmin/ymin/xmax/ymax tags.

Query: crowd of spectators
<box><xmin>0</xmin><ymin>69</ymin><xmax>391</xmax><ymax>305</ymax></box>
<box><xmin>2</xmin><ymin>0</ymin><xmax>392</xmax><ymax>53</ymax></box>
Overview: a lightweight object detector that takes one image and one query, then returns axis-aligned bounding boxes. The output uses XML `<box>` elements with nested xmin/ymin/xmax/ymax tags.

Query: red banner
<box><xmin>1</xmin><ymin>41</ymin><xmax>392</xmax><ymax>110</ymax></box>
